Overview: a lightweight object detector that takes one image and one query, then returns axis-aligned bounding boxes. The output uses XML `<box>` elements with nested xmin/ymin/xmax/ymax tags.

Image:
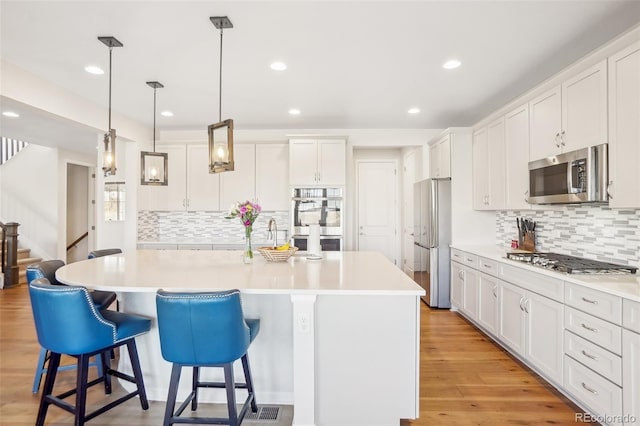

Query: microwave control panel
<box><xmin>571</xmin><ymin>158</ymin><xmax>587</xmax><ymax>192</ymax></box>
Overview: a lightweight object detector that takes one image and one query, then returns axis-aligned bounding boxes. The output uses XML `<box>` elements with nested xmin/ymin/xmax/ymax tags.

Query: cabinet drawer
<box><xmin>564</xmin><ymin>356</ymin><xmax>623</xmax><ymax>425</ymax></box>
<box><xmin>565</xmin><ymin>307</ymin><xmax>622</xmax><ymax>355</ymax></box>
<box><xmin>463</xmin><ymin>253</ymin><xmax>478</xmax><ymax>268</ymax></box>
<box><xmin>565</xmin><ymin>282</ymin><xmax>622</xmax><ymax>325</ymax></box>
<box><xmin>564</xmin><ymin>331</ymin><xmax>622</xmax><ymax>386</ymax></box>
<box><xmin>478</xmin><ymin>258</ymin><xmax>498</xmax><ymax>276</ymax></box>
<box><xmin>499</xmin><ymin>263</ymin><xmax>564</xmax><ymax>302</ymax></box>
<box><xmin>623</xmin><ymin>298</ymin><xmax>640</xmax><ymax>333</ymax></box>
<box><xmin>451</xmin><ymin>249</ymin><xmax>465</xmax><ymax>262</ymax></box>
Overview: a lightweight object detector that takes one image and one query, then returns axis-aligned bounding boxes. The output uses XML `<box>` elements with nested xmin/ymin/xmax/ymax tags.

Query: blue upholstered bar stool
<box><xmin>156</xmin><ymin>289</ymin><xmax>260</xmax><ymax>426</ymax></box>
<box><xmin>29</xmin><ymin>278</ymin><xmax>151</xmax><ymax>426</ymax></box>
<box><xmin>88</xmin><ymin>248</ymin><xmax>123</xmax><ymax>259</ymax></box>
<box><xmin>26</xmin><ymin>260</ymin><xmax>117</xmax><ymax>393</ymax></box>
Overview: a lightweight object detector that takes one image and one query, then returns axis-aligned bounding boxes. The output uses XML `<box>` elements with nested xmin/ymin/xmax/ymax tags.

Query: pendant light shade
<box><xmin>208</xmin><ymin>16</ymin><xmax>234</xmax><ymax>174</ymax></box>
<box><xmin>98</xmin><ymin>36</ymin><xmax>122</xmax><ymax>177</ymax></box>
<box><xmin>141</xmin><ymin>81</ymin><xmax>168</xmax><ymax>186</ymax></box>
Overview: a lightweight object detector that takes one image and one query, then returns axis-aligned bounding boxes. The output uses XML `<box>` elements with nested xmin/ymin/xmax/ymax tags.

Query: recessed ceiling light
<box><xmin>160</xmin><ymin>111</ymin><xmax>174</xmax><ymax>117</ymax></box>
<box><xmin>408</xmin><ymin>108</ymin><xmax>420</xmax><ymax>114</ymax></box>
<box><xmin>270</xmin><ymin>62</ymin><xmax>287</xmax><ymax>71</ymax></box>
<box><xmin>288</xmin><ymin>108</ymin><xmax>301</xmax><ymax>115</ymax></box>
<box><xmin>84</xmin><ymin>65</ymin><xmax>104</xmax><ymax>75</ymax></box>
<box><xmin>2</xmin><ymin>111</ymin><xmax>19</xmax><ymax>118</ymax></box>
<box><xmin>443</xmin><ymin>59</ymin><xmax>461</xmax><ymax>70</ymax></box>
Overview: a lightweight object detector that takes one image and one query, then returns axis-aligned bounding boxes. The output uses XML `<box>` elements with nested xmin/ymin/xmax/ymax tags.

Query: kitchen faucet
<box><xmin>267</xmin><ymin>217</ymin><xmax>278</xmax><ymax>247</ymax></box>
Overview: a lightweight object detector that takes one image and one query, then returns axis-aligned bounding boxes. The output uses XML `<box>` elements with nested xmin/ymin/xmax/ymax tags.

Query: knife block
<box><xmin>521</xmin><ymin>230</ymin><xmax>536</xmax><ymax>252</ymax></box>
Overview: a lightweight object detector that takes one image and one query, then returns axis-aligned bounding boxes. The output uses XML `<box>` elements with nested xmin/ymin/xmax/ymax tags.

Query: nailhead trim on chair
<box><xmin>157</xmin><ymin>290</ymin><xmax>240</xmax><ymax>300</ymax></box>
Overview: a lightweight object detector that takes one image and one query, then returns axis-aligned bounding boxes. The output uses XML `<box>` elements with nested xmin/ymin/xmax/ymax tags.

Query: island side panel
<box><xmin>315</xmin><ymin>294</ymin><xmax>420</xmax><ymax>425</ymax></box>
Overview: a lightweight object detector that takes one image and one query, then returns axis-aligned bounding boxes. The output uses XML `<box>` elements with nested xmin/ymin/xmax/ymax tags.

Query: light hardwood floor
<box><xmin>0</xmin><ymin>285</ymin><xmax>589</xmax><ymax>425</ymax></box>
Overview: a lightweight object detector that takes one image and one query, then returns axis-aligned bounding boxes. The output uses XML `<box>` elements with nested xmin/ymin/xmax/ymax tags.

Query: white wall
<box><xmin>67</xmin><ymin>163</ymin><xmax>89</xmax><ymax>263</ymax></box>
<box><xmin>1</xmin><ymin>144</ymin><xmax>59</xmax><ymax>259</ymax></box>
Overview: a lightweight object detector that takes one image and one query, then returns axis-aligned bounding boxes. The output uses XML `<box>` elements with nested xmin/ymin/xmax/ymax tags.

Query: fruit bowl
<box><xmin>256</xmin><ymin>246</ymin><xmax>299</xmax><ymax>262</ymax></box>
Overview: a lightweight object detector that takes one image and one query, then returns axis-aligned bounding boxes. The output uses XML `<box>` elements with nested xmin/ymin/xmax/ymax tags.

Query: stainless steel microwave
<box><xmin>527</xmin><ymin>144</ymin><xmax>608</xmax><ymax>205</ymax></box>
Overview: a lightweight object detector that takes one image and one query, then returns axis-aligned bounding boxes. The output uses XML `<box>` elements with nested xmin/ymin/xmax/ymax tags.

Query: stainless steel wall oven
<box><xmin>291</xmin><ymin>187</ymin><xmax>343</xmax><ymax>251</ymax></box>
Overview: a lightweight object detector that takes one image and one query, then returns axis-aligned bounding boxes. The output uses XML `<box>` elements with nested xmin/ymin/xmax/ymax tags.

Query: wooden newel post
<box><xmin>3</xmin><ymin>222</ymin><xmax>20</xmax><ymax>288</ymax></box>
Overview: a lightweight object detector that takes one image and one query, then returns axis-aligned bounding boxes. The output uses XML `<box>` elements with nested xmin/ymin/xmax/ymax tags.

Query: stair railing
<box><xmin>0</xmin><ymin>221</ymin><xmax>20</xmax><ymax>288</ymax></box>
<box><xmin>67</xmin><ymin>231</ymin><xmax>89</xmax><ymax>251</ymax></box>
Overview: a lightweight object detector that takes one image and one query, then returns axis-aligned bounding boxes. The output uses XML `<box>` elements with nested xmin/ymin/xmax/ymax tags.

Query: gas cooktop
<box><xmin>506</xmin><ymin>252</ymin><xmax>638</xmax><ymax>275</ymax></box>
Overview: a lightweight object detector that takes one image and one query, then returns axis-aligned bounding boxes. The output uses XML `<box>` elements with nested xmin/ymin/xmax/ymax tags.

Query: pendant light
<box><xmin>98</xmin><ymin>36</ymin><xmax>122</xmax><ymax>177</ymax></box>
<box><xmin>208</xmin><ymin>16</ymin><xmax>234</xmax><ymax>174</ymax></box>
<box><xmin>141</xmin><ymin>81</ymin><xmax>169</xmax><ymax>186</ymax></box>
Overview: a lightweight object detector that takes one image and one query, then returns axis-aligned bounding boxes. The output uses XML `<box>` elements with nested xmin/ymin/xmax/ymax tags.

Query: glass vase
<box><xmin>243</xmin><ymin>230</ymin><xmax>253</xmax><ymax>264</ymax></box>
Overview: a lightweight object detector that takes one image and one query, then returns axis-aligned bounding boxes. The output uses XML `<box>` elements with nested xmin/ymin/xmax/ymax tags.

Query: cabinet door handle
<box><xmin>607</xmin><ymin>182</ymin><xmax>613</xmax><ymax>200</ymax></box>
<box><xmin>519</xmin><ymin>296</ymin><xmax>526</xmax><ymax>311</ymax></box>
<box><xmin>581</xmin><ymin>350</ymin><xmax>597</xmax><ymax>361</ymax></box>
<box><xmin>483</xmin><ymin>263</ymin><xmax>492</xmax><ymax>269</ymax></box>
<box><xmin>524</xmin><ymin>190</ymin><xmax>529</xmax><ymax>203</ymax></box>
<box><xmin>492</xmin><ymin>285</ymin><xmax>497</xmax><ymax>298</ymax></box>
<box><xmin>524</xmin><ymin>298</ymin><xmax>530</xmax><ymax>314</ymax></box>
<box><xmin>581</xmin><ymin>382</ymin><xmax>598</xmax><ymax>395</ymax></box>
<box><xmin>317</xmin><ymin>172</ymin><xmax>321</xmax><ymax>182</ymax></box>
<box><xmin>581</xmin><ymin>297</ymin><xmax>598</xmax><ymax>305</ymax></box>
<box><xmin>182</xmin><ymin>199</ymin><xmax>186</xmax><ymax>208</ymax></box>
<box><xmin>560</xmin><ymin>130</ymin><xmax>566</xmax><ymax>146</ymax></box>
<box><xmin>581</xmin><ymin>323</ymin><xmax>598</xmax><ymax>333</ymax></box>
<box><xmin>555</xmin><ymin>132</ymin><xmax>561</xmax><ymax>148</ymax></box>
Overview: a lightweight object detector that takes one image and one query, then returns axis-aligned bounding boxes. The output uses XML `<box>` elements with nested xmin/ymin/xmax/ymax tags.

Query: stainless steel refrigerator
<box><xmin>413</xmin><ymin>178</ymin><xmax>452</xmax><ymax>308</ymax></box>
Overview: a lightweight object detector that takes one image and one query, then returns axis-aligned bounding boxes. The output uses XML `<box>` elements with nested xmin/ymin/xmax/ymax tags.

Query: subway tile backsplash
<box><xmin>497</xmin><ymin>207</ymin><xmax>640</xmax><ymax>267</ymax></box>
<box><xmin>138</xmin><ymin>210</ymin><xmax>290</xmax><ymax>244</ymax></box>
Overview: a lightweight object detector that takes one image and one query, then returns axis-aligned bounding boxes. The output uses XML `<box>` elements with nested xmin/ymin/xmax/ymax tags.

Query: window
<box><xmin>104</xmin><ymin>182</ymin><xmax>126</xmax><ymax>221</ymax></box>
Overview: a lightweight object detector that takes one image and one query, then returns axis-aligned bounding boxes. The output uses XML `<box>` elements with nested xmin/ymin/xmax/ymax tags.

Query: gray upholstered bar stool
<box><xmin>88</xmin><ymin>248</ymin><xmax>122</xmax><ymax>258</ymax></box>
<box><xmin>156</xmin><ymin>289</ymin><xmax>260</xmax><ymax>426</ymax></box>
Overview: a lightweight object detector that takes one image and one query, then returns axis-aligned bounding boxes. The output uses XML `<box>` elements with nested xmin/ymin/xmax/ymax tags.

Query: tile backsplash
<box><xmin>138</xmin><ymin>210</ymin><xmax>290</xmax><ymax>244</ymax></box>
<box><xmin>497</xmin><ymin>207</ymin><xmax>640</xmax><ymax>267</ymax></box>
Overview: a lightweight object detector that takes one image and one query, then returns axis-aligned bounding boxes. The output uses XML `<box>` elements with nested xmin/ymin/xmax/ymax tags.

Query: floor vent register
<box><xmin>245</xmin><ymin>405</ymin><xmax>280</xmax><ymax>422</ymax></box>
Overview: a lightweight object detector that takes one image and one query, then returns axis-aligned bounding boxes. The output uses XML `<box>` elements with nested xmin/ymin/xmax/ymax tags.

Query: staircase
<box><xmin>1</xmin><ymin>227</ymin><xmax>42</xmax><ymax>287</ymax></box>
<box><xmin>18</xmin><ymin>247</ymin><xmax>42</xmax><ymax>285</ymax></box>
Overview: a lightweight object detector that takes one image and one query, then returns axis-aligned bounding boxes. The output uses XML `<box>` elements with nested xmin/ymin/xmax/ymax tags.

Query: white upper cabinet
<box><xmin>529</xmin><ymin>86</ymin><xmax>562</xmax><ymax>160</ymax></box>
<box><xmin>220</xmin><ymin>144</ymin><xmax>256</xmax><ymax>209</ymax></box>
<box><xmin>255</xmin><ymin>144</ymin><xmax>289</xmax><ymax>211</ymax></box>
<box><xmin>562</xmin><ymin>60</ymin><xmax>608</xmax><ymax>153</ymax></box>
<box><xmin>608</xmin><ymin>40</ymin><xmax>640</xmax><ymax>208</ymax></box>
<box><xmin>187</xmin><ymin>145</ymin><xmax>220</xmax><ymax>211</ymax></box>
<box><xmin>505</xmin><ymin>103</ymin><xmax>531</xmax><ymax>210</ymax></box>
<box><xmin>473</xmin><ymin>118</ymin><xmax>505</xmax><ymax>210</ymax></box>
<box><xmin>529</xmin><ymin>60</ymin><xmax>607</xmax><ymax>161</ymax></box>
<box><xmin>290</xmin><ymin>139</ymin><xmax>346</xmax><ymax>186</ymax></box>
<box><xmin>472</xmin><ymin>127</ymin><xmax>489</xmax><ymax>210</ymax></box>
<box><xmin>429</xmin><ymin>134</ymin><xmax>451</xmax><ymax>179</ymax></box>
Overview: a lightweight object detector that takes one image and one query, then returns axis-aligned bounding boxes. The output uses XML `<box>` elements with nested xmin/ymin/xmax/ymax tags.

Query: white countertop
<box><xmin>56</xmin><ymin>250</ymin><xmax>425</xmax><ymax>296</ymax></box>
<box><xmin>451</xmin><ymin>244</ymin><xmax>640</xmax><ymax>303</ymax></box>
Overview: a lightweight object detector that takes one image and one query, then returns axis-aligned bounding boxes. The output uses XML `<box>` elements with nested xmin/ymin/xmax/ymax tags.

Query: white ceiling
<box><xmin>1</xmin><ymin>1</ymin><xmax>640</xmax><ymax>144</ymax></box>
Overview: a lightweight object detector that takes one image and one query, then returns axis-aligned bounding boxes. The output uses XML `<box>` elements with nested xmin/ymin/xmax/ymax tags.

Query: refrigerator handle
<box><xmin>430</xmin><ymin>180</ymin><xmax>438</xmax><ymax>248</ymax></box>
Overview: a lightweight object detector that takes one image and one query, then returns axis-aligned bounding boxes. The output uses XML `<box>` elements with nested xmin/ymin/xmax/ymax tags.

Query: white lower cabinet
<box><xmin>477</xmin><ymin>272</ymin><xmax>498</xmax><ymax>335</ymax></box>
<box><xmin>496</xmin><ymin>276</ymin><xmax>565</xmax><ymax>385</ymax></box>
<box><xmin>623</xmin><ymin>329</ymin><xmax>640</xmax><ymax>425</ymax></box>
<box><xmin>451</xmin><ymin>248</ymin><xmax>638</xmax><ymax>425</ymax></box>
<box><xmin>462</xmin><ymin>267</ymin><xmax>479</xmax><ymax>320</ymax></box>
<box><xmin>498</xmin><ymin>279</ymin><xmax>526</xmax><ymax>356</ymax></box>
<box><xmin>451</xmin><ymin>261</ymin><xmax>464</xmax><ymax>310</ymax></box>
<box><xmin>565</xmin><ymin>356</ymin><xmax>623</xmax><ymax>425</ymax></box>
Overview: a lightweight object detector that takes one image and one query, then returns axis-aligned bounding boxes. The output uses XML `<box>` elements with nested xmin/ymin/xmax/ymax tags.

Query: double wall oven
<box><xmin>291</xmin><ymin>187</ymin><xmax>343</xmax><ymax>251</ymax></box>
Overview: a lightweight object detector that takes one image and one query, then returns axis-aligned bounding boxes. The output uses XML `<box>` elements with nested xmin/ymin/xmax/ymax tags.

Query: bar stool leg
<box><xmin>163</xmin><ymin>364</ymin><xmax>182</xmax><ymax>426</ymax></box>
<box><xmin>224</xmin><ymin>363</ymin><xmax>239</xmax><ymax>426</ymax></box>
<box><xmin>75</xmin><ymin>354</ymin><xmax>90</xmax><ymax>426</ymax></box>
<box><xmin>191</xmin><ymin>366</ymin><xmax>199</xmax><ymax>411</ymax></box>
<box><xmin>101</xmin><ymin>349</ymin><xmax>112</xmax><ymax>394</ymax></box>
<box><xmin>36</xmin><ymin>352</ymin><xmax>60</xmax><ymax>426</ymax></box>
<box><xmin>32</xmin><ymin>347</ymin><xmax>48</xmax><ymax>393</ymax></box>
<box><xmin>126</xmin><ymin>340</ymin><xmax>149</xmax><ymax>409</ymax></box>
<box><xmin>241</xmin><ymin>354</ymin><xmax>258</xmax><ymax>412</ymax></box>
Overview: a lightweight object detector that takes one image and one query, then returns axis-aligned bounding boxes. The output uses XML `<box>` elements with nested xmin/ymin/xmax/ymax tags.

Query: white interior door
<box><xmin>357</xmin><ymin>161</ymin><xmax>397</xmax><ymax>265</ymax></box>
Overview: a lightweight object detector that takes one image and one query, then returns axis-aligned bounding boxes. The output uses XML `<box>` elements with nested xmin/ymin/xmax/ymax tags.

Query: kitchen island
<box><xmin>56</xmin><ymin>250</ymin><xmax>425</xmax><ymax>426</ymax></box>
